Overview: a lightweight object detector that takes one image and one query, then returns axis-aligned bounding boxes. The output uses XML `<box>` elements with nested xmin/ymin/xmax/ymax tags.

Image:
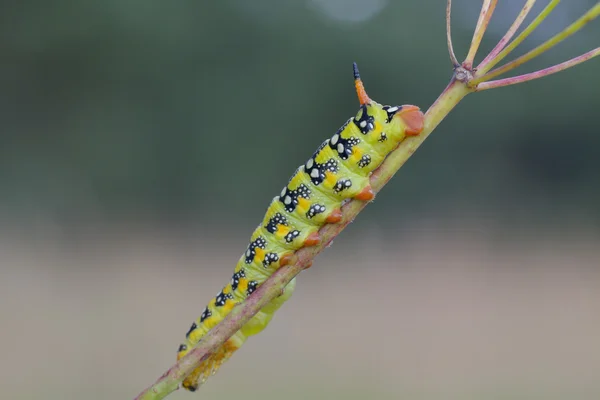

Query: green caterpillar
<box><xmin>177</xmin><ymin>63</ymin><xmax>424</xmax><ymax>391</ymax></box>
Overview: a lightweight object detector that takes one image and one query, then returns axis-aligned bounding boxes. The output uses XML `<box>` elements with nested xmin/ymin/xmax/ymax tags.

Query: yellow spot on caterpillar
<box><xmin>204</xmin><ymin>314</ymin><xmax>220</xmax><ymax>330</ymax></box>
<box><xmin>275</xmin><ymin>224</ymin><xmax>290</xmax><ymax>238</ymax></box>
<box><xmin>288</xmin><ymin>173</ymin><xmax>304</xmax><ymax>189</ymax></box>
<box><xmin>237</xmin><ymin>278</ymin><xmax>248</xmax><ymax>293</ymax></box>
<box><xmin>254</xmin><ymin>247</ymin><xmax>266</xmax><ymax>261</ymax></box>
<box><xmin>223</xmin><ymin>284</ymin><xmax>233</xmax><ymax>295</ymax></box>
<box><xmin>222</xmin><ymin>300</ymin><xmax>236</xmax><ymax>313</ymax></box>
<box><xmin>350</xmin><ymin>146</ymin><xmax>363</xmax><ymax>162</ymax></box>
<box><xmin>324</xmin><ymin>171</ymin><xmax>337</xmax><ymax>188</ymax></box>
<box><xmin>297</xmin><ymin>197</ymin><xmax>310</xmax><ymax>213</ymax></box>
<box><xmin>373</xmin><ymin>120</ymin><xmax>382</xmax><ymax>135</ymax></box>
<box><xmin>188</xmin><ymin>324</ymin><xmax>206</xmax><ymax>343</ymax></box>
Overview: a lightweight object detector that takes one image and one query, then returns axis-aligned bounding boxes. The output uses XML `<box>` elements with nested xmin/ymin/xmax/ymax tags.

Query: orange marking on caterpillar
<box><xmin>254</xmin><ymin>247</ymin><xmax>266</xmax><ymax>260</ymax></box>
<box><xmin>279</xmin><ymin>252</ymin><xmax>294</xmax><ymax>266</ymax></box>
<box><xmin>237</xmin><ymin>279</ymin><xmax>248</xmax><ymax>293</ymax></box>
<box><xmin>297</xmin><ymin>197</ymin><xmax>311</xmax><ymax>213</ymax></box>
<box><xmin>222</xmin><ymin>301</ymin><xmax>236</xmax><ymax>312</ymax></box>
<box><xmin>355</xmin><ymin>185</ymin><xmax>375</xmax><ymax>201</ymax></box>
<box><xmin>324</xmin><ymin>171</ymin><xmax>337</xmax><ymax>188</ymax></box>
<box><xmin>303</xmin><ymin>232</ymin><xmax>321</xmax><ymax>247</ymax></box>
<box><xmin>326</xmin><ymin>208</ymin><xmax>343</xmax><ymax>223</ymax></box>
<box><xmin>276</xmin><ymin>224</ymin><xmax>290</xmax><ymax>237</ymax></box>
<box><xmin>397</xmin><ymin>105</ymin><xmax>424</xmax><ymax>136</ymax></box>
<box><xmin>353</xmin><ymin>62</ymin><xmax>371</xmax><ymax>105</ymax></box>
<box><xmin>372</xmin><ymin>121</ymin><xmax>383</xmax><ymax>135</ymax></box>
<box><xmin>350</xmin><ymin>146</ymin><xmax>363</xmax><ymax>162</ymax></box>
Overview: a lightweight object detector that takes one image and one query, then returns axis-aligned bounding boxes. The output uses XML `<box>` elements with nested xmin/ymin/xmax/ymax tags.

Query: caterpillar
<box><xmin>176</xmin><ymin>63</ymin><xmax>425</xmax><ymax>391</ymax></box>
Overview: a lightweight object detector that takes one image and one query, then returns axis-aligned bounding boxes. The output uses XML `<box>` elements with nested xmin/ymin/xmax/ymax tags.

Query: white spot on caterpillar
<box><xmin>306</xmin><ymin>159</ymin><xmax>314</xmax><ymax>169</ymax></box>
<box><xmin>331</xmin><ymin>134</ymin><xmax>339</xmax><ymax>145</ymax></box>
<box><xmin>310</xmin><ymin>169</ymin><xmax>320</xmax><ymax>178</ymax></box>
<box><xmin>387</xmin><ymin>106</ymin><xmax>398</xmax><ymax>113</ymax></box>
<box><xmin>284</xmin><ymin>196</ymin><xmax>292</xmax><ymax>205</ymax></box>
<box><xmin>337</xmin><ymin>143</ymin><xmax>344</xmax><ymax>153</ymax></box>
<box><xmin>280</xmin><ymin>187</ymin><xmax>286</xmax><ymax>197</ymax></box>
<box><xmin>359</xmin><ymin>120</ymin><xmax>367</xmax><ymax>128</ymax></box>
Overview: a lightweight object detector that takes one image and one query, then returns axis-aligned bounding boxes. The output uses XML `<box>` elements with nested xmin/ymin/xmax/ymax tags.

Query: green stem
<box><xmin>463</xmin><ymin>0</ymin><xmax>498</xmax><ymax>69</ymax></box>
<box><xmin>446</xmin><ymin>0</ymin><xmax>459</xmax><ymax>66</ymax></box>
<box><xmin>474</xmin><ymin>2</ymin><xmax>600</xmax><ymax>84</ymax></box>
<box><xmin>476</xmin><ymin>0</ymin><xmax>537</xmax><ymax>74</ymax></box>
<box><xmin>476</xmin><ymin>46</ymin><xmax>600</xmax><ymax>91</ymax></box>
<box><xmin>473</xmin><ymin>0</ymin><xmax>560</xmax><ymax>79</ymax></box>
<box><xmin>133</xmin><ymin>76</ymin><xmax>473</xmax><ymax>400</ymax></box>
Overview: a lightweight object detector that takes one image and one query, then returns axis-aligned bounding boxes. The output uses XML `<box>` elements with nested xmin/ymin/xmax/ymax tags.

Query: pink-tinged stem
<box><xmin>463</xmin><ymin>0</ymin><xmax>498</xmax><ymax>69</ymax></box>
<box><xmin>474</xmin><ymin>3</ymin><xmax>600</xmax><ymax>84</ymax></box>
<box><xmin>446</xmin><ymin>0</ymin><xmax>460</xmax><ymax>66</ymax></box>
<box><xmin>475</xmin><ymin>46</ymin><xmax>600</xmax><ymax>91</ymax></box>
<box><xmin>477</xmin><ymin>0</ymin><xmax>537</xmax><ymax>74</ymax></box>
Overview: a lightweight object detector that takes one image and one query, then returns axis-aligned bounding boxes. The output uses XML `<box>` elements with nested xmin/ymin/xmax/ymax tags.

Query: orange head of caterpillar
<box><xmin>395</xmin><ymin>105</ymin><xmax>424</xmax><ymax>136</ymax></box>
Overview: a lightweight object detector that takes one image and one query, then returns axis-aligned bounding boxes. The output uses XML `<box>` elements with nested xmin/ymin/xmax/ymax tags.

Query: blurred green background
<box><xmin>1</xmin><ymin>1</ymin><xmax>599</xmax><ymax>399</ymax></box>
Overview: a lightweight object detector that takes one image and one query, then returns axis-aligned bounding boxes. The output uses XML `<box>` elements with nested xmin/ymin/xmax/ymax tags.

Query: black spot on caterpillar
<box><xmin>177</xmin><ymin>63</ymin><xmax>424</xmax><ymax>391</ymax></box>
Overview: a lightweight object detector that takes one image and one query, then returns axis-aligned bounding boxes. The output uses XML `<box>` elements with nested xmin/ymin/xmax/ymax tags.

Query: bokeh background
<box><xmin>1</xmin><ymin>1</ymin><xmax>599</xmax><ymax>399</ymax></box>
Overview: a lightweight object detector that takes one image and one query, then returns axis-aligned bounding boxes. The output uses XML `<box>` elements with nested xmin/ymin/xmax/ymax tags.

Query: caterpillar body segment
<box><xmin>177</xmin><ymin>63</ymin><xmax>424</xmax><ymax>391</ymax></box>
<box><xmin>180</xmin><ymin>278</ymin><xmax>297</xmax><ymax>391</ymax></box>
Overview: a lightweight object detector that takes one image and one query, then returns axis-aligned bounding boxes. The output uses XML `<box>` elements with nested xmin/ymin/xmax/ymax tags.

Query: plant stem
<box><xmin>474</xmin><ymin>2</ymin><xmax>599</xmax><ymax>84</ymax></box>
<box><xmin>473</xmin><ymin>0</ymin><xmax>560</xmax><ymax>79</ymax></box>
<box><xmin>134</xmin><ymin>263</ymin><xmax>305</xmax><ymax>400</ymax></box>
<box><xmin>463</xmin><ymin>0</ymin><xmax>498</xmax><ymax>69</ymax></box>
<box><xmin>476</xmin><ymin>46</ymin><xmax>600</xmax><ymax>90</ymax></box>
<box><xmin>446</xmin><ymin>0</ymin><xmax>460</xmax><ymax>66</ymax></box>
<box><xmin>476</xmin><ymin>0</ymin><xmax>537</xmax><ymax>74</ymax></box>
<box><xmin>136</xmin><ymin>2</ymin><xmax>599</xmax><ymax>397</ymax></box>
<box><xmin>133</xmin><ymin>75</ymin><xmax>473</xmax><ymax>400</ymax></box>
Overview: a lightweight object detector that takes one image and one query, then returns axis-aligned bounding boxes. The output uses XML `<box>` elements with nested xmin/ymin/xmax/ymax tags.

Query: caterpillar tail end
<box><xmin>397</xmin><ymin>105</ymin><xmax>424</xmax><ymax>136</ymax></box>
<box><xmin>181</xmin><ymin>337</ymin><xmax>243</xmax><ymax>391</ymax></box>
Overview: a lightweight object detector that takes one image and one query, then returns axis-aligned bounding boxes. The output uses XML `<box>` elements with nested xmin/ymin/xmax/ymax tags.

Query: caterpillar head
<box><xmin>353</xmin><ymin>62</ymin><xmax>424</xmax><ymax>139</ymax></box>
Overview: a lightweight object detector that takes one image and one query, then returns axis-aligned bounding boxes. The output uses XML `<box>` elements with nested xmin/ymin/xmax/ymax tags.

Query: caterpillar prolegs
<box><xmin>177</xmin><ymin>63</ymin><xmax>425</xmax><ymax>391</ymax></box>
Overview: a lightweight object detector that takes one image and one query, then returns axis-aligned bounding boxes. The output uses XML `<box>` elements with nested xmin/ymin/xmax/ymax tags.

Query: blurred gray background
<box><xmin>1</xmin><ymin>1</ymin><xmax>599</xmax><ymax>399</ymax></box>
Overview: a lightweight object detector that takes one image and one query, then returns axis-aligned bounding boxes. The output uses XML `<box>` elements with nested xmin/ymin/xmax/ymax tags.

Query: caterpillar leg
<box><xmin>303</xmin><ymin>231</ymin><xmax>321</xmax><ymax>246</ymax></box>
<box><xmin>180</xmin><ymin>278</ymin><xmax>297</xmax><ymax>391</ymax></box>
<box><xmin>325</xmin><ymin>208</ymin><xmax>343</xmax><ymax>223</ymax></box>
<box><xmin>355</xmin><ymin>185</ymin><xmax>375</xmax><ymax>201</ymax></box>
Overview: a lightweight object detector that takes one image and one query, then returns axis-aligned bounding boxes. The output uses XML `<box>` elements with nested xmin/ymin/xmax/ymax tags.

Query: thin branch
<box><xmin>474</xmin><ymin>1</ymin><xmax>600</xmax><ymax>85</ymax></box>
<box><xmin>476</xmin><ymin>0</ymin><xmax>537</xmax><ymax>74</ymax></box>
<box><xmin>463</xmin><ymin>0</ymin><xmax>498</xmax><ymax>69</ymax></box>
<box><xmin>476</xmin><ymin>46</ymin><xmax>600</xmax><ymax>90</ymax></box>
<box><xmin>474</xmin><ymin>0</ymin><xmax>560</xmax><ymax>80</ymax></box>
<box><xmin>447</xmin><ymin>0</ymin><xmax>460</xmax><ymax>66</ymax></box>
